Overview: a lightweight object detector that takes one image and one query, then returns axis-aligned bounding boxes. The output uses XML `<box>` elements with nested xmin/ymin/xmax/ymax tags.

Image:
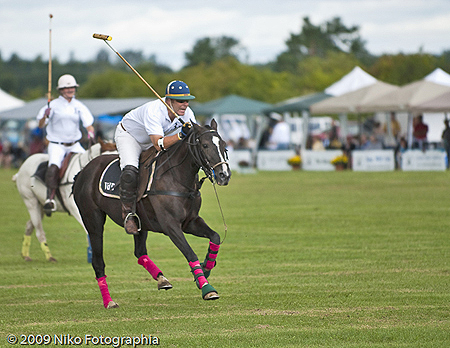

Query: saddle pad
<box><xmin>99</xmin><ymin>158</ymin><xmax>157</xmax><ymax>200</ymax></box>
<box><xmin>99</xmin><ymin>158</ymin><xmax>121</xmax><ymax>199</ymax></box>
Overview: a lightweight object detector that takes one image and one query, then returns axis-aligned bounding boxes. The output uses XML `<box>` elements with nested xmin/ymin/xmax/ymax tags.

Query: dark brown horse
<box><xmin>73</xmin><ymin>120</ymin><xmax>231</xmax><ymax>308</ymax></box>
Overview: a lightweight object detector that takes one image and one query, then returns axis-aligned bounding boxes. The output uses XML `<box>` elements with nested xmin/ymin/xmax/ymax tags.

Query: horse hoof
<box><xmin>106</xmin><ymin>301</ymin><xmax>119</xmax><ymax>309</ymax></box>
<box><xmin>48</xmin><ymin>257</ymin><xmax>57</xmax><ymax>263</ymax></box>
<box><xmin>203</xmin><ymin>291</ymin><xmax>220</xmax><ymax>300</ymax></box>
<box><xmin>201</xmin><ymin>283</ymin><xmax>219</xmax><ymax>300</ymax></box>
<box><xmin>23</xmin><ymin>256</ymin><xmax>32</xmax><ymax>262</ymax></box>
<box><xmin>157</xmin><ymin>275</ymin><xmax>173</xmax><ymax>290</ymax></box>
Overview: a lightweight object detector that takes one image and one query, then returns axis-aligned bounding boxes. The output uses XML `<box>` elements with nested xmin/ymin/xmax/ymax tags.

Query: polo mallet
<box><xmin>92</xmin><ymin>33</ymin><xmax>179</xmax><ymax>119</ymax></box>
<box><xmin>47</xmin><ymin>14</ymin><xmax>53</xmax><ymax>107</ymax></box>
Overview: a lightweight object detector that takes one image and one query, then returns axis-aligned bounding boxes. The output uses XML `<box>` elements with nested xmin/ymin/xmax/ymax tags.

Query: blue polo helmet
<box><xmin>165</xmin><ymin>80</ymin><xmax>195</xmax><ymax>100</ymax></box>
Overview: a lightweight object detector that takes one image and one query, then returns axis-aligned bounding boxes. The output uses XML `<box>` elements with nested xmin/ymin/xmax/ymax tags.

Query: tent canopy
<box><xmin>324</xmin><ymin>66</ymin><xmax>377</xmax><ymax>96</ymax></box>
<box><xmin>424</xmin><ymin>68</ymin><xmax>450</xmax><ymax>87</ymax></box>
<box><xmin>359</xmin><ymin>80</ymin><xmax>450</xmax><ymax>113</ymax></box>
<box><xmin>0</xmin><ymin>88</ymin><xmax>25</xmax><ymax>112</ymax></box>
<box><xmin>0</xmin><ymin>97</ymin><xmax>156</xmax><ymax>121</ymax></box>
<box><xmin>264</xmin><ymin>66</ymin><xmax>378</xmax><ymax>115</ymax></box>
<box><xmin>264</xmin><ymin>92</ymin><xmax>330</xmax><ymax>114</ymax></box>
<box><xmin>310</xmin><ymin>81</ymin><xmax>399</xmax><ymax>115</ymax></box>
<box><xmin>191</xmin><ymin>94</ymin><xmax>272</xmax><ymax>116</ymax></box>
<box><xmin>415</xmin><ymin>90</ymin><xmax>450</xmax><ymax>113</ymax></box>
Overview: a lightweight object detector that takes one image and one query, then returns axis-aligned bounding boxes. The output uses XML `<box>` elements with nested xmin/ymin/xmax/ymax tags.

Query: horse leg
<box><xmin>22</xmin><ymin>196</ymin><xmax>56</xmax><ymax>262</ymax></box>
<box><xmin>164</xmin><ymin>227</ymin><xmax>219</xmax><ymax>300</ymax></box>
<box><xmin>82</xmin><ymin>208</ymin><xmax>118</xmax><ymax>309</ymax></box>
<box><xmin>21</xmin><ymin>220</ymin><xmax>34</xmax><ymax>261</ymax></box>
<box><xmin>185</xmin><ymin>216</ymin><xmax>221</xmax><ymax>278</ymax></box>
<box><xmin>133</xmin><ymin>230</ymin><xmax>173</xmax><ymax>290</ymax></box>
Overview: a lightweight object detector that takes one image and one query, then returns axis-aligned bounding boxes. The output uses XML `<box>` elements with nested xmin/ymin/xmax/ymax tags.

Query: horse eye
<box><xmin>202</xmin><ymin>144</ymin><xmax>208</xmax><ymax>149</ymax></box>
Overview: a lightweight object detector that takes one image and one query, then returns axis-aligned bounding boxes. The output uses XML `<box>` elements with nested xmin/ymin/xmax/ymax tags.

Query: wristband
<box><xmin>157</xmin><ymin>137</ymin><xmax>165</xmax><ymax>151</ymax></box>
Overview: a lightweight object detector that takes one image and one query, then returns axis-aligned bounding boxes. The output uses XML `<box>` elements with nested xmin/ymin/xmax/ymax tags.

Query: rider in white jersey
<box><xmin>37</xmin><ymin>74</ymin><xmax>95</xmax><ymax>216</ymax></box>
<box><xmin>114</xmin><ymin>80</ymin><xmax>196</xmax><ymax>234</ymax></box>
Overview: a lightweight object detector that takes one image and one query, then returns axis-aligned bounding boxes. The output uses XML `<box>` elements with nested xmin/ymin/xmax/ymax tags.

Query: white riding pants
<box><xmin>115</xmin><ymin>123</ymin><xmax>153</xmax><ymax>170</ymax></box>
<box><xmin>47</xmin><ymin>141</ymin><xmax>85</xmax><ymax>167</ymax></box>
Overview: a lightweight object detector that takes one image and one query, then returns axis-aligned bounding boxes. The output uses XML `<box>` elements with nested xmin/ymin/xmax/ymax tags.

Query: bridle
<box><xmin>187</xmin><ymin>129</ymin><xmax>229</xmax><ymax>184</ymax></box>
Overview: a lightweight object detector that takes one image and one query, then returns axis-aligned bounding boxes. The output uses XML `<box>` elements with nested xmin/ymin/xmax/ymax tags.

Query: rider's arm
<box><xmin>150</xmin><ymin>134</ymin><xmax>181</xmax><ymax>152</ymax></box>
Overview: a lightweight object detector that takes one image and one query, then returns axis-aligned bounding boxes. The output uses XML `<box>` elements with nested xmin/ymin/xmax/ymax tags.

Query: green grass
<box><xmin>1</xmin><ymin>168</ymin><xmax>450</xmax><ymax>347</ymax></box>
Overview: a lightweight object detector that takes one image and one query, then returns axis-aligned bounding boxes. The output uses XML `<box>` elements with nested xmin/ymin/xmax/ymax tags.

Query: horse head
<box><xmin>190</xmin><ymin>119</ymin><xmax>231</xmax><ymax>186</ymax></box>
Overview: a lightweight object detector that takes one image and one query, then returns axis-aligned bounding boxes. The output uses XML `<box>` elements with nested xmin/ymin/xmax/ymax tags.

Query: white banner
<box><xmin>256</xmin><ymin>150</ymin><xmax>296</xmax><ymax>171</ymax></box>
<box><xmin>227</xmin><ymin>149</ymin><xmax>253</xmax><ymax>172</ymax></box>
<box><xmin>400</xmin><ymin>150</ymin><xmax>446</xmax><ymax>171</ymax></box>
<box><xmin>302</xmin><ymin>150</ymin><xmax>342</xmax><ymax>171</ymax></box>
<box><xmin>352</xmin><ymin>150</ymin><xmax>395</xmax><ymax>171</ymax></box>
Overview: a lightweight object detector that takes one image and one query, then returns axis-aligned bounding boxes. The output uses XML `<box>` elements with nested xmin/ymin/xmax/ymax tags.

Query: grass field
<box><xmin>1</xmin><ymin>167</ymin><xmax>450</xmax><ymax>347</ymax></box>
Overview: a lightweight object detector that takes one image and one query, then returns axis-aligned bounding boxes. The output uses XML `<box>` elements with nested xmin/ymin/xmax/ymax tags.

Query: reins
<box><xmin>148</xmin><ymin>128</ymin><xmax>229</xmax><ymax>244</ymax></box>
<box><xmin>187</xmin><ymin>129</ymin><xmax>229</xmax><ymax>244</ymax></box>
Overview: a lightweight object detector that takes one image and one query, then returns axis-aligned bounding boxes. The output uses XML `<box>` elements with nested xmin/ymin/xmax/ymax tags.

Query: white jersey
<box><xmin>122</xmin><ymin>97</ymin><xmax>196</xmax><ymax>147</ymax></box>
<box><xmin>37</xmin><ymin>96</ymin><xmax>94</xmax><ymax>143</ymax></box>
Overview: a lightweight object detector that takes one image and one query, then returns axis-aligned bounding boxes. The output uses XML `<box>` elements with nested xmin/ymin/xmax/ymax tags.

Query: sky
<box><xmin>1</xmin><ymin>0</ymin><xmax>450</xmax><ymax>71</ymax></box>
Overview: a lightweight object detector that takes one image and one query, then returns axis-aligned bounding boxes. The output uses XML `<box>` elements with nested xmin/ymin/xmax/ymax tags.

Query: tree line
<box><xmin>1</xmin><ymin>16</ymin><xmax>449</xmax><ymax>104</ymax></box>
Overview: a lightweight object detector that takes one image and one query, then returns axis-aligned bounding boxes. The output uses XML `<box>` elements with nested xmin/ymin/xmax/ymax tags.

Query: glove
<box><xmin>44</xmin><ymin>108</ymin><xmax>51</xmax><ymax>117</ymax></box>
<box><xmin>178</xmin><ymin>122</ymin><xmax>192</xmax><ymax>139</ymax></box>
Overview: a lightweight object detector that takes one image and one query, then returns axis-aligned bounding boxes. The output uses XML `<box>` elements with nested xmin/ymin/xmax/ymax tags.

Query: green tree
<box><xmin>369</xmin><ymin>53</ymin><xmax>437</xmax><ymax>85</ymax></box>
<box><xmin>184</xmin><ymin>36</ymin><xmax>241</xmax><ymax>67</ymax></box>
<box><xmin>274</xmin><ymin>16</ymin><xmax>372</xmax><ymax>72</ymax></box>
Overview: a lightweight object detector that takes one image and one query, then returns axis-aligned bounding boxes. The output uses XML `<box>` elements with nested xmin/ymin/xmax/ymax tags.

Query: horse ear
<box><xmin>193</xmin><ymin>122</ymin><xmax>201</xmax><ymax>133</ymax></box>
<box><xmin>210</xmin><ymin>118</ymin><xmax>218</xmax><ymax>130</ymax></box>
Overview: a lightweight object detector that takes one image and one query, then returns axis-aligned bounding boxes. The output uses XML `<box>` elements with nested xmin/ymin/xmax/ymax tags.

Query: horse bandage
<box><xmin>157</xmin><ymin>137</ymin><xmax>165</xmax><ymax>151</ymax></box>
<box><xmin>204</xmin><ymin>242</ymin><xmax>220</xmax><ymax>270</ymax></box>
<box><xmin>96</xmin><ymin>276</ymin><xmax>113</xmax><ymax>309</ymax></box>
<box><xmin>189</xmin><ymin>260</ymin><xmax>208</xmax><ymax>289</ymax></box>
<box><xmin>138</xmin><ymin>255</ymin><xmax>162</xmax><ymax>280</ymax></box>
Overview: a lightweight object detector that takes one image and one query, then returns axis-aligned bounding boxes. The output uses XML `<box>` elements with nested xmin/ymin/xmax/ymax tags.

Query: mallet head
<box><xmin>93</xmin><ymin>33</ymin><xmax>112</xmax><ymax>41</ymax></box>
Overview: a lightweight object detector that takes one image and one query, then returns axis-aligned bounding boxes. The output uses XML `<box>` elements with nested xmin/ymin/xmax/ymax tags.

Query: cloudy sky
<box><xmin>1</xmin><ymin>0</ymin><xmax>449</xmax><ymax>70</ymax></box>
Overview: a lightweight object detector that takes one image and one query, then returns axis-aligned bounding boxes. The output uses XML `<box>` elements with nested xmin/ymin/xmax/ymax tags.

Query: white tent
<box><xmin>0</xmin><ymin>88</ymin><xmax>25</xmax><ymax>112</ymax></box>
<box><xmin>324</xmin><ymin>66</ymin><xmax>377</xmax><ymax>97</ymax></box>
<box><xmin>424</xmin><ymin>68</ymin><xmax>450</xmax><ymax>87</ymax></box>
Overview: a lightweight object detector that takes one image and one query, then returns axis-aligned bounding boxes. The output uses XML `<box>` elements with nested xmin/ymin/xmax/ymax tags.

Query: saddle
<box><xmin>33</xmin><ymin>152</ymin><xmax>74</xmax><ymax>213</ymax></box>
<box><xmin>99</xmin><ymin>147</ymin><xmax>159</xmax><ymax>201</ymax></box>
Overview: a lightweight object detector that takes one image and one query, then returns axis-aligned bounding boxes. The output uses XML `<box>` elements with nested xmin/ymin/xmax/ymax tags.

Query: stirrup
<box><xmin>43</xmin><ymin>199</ymin><xmax>57</xmax><ymax>216</ymax></box>
<box><xmin>124</xmin><ymin>212</ymin><xmax>141</xmax><ymax>234</ymax></box>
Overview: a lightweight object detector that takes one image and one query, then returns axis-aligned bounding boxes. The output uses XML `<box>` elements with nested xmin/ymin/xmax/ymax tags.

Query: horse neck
<box><xmin>158</xmin><ymin>141</ymin><xmax>199</xmax><ymax>189</ymax></box>
<box><xmin>61</xmin><ymin>144</ymin><xmax>101</xmax><ymax>183</ymax></box>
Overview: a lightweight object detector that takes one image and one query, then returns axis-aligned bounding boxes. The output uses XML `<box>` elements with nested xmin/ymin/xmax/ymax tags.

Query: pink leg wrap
<box><xmin>189</xmin><ymin>260</ymin><xmax>208</xmax><ymax>289</ymax></box>
<box><xmin>96</xmin><ymin>276</ymin><xmax>113</xmax><ymax>309</ymax></box>
<box><xmin>205</xmin><ymin>242</ymin><xmax>220</xmax><ymax>270</ymax></box>
<box><xmin>138</xmin><ymin>255</ymin><xmax>162</xmax><ymax>280</ymax></box>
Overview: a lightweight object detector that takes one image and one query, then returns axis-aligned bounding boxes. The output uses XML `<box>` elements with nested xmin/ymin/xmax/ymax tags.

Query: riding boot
<box><xmin>43</xmin><ymin>164</ymin><xmax>60</xmax><ymax>217</ymax></box>
<box><xmin>120</xmin><ymin>165</ymin><xmax>141</xmax><ymax>235</ymax></box>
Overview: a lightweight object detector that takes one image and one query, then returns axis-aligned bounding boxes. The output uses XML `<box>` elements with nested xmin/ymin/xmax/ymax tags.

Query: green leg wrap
<box><xmin>200</xmin><ymin>262</ymin><xmax>211</xmax><ymax>279</ymax></box>
<box><xmin>22</xmin><ymin>235</ymin><xmax>32</xmax><ymax>258</ymax></box>
<box><xmin>201</xmin><ymin>283</ymin><xmax>218</xmax><ymax>299</ymax></box>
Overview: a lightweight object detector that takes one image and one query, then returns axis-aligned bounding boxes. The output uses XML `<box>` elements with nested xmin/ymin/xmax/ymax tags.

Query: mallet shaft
<box><xmin>92</xmin><ymin>33</ymin><xmax>179</xmax><ymax>119</ymax></box>
<box><xmin>47</xmin><ymin>14</ymin><xmax>53</xmax><ymax>105</ymax></box>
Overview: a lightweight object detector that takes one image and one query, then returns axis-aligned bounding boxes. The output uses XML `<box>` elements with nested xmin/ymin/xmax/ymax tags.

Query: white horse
<box><xmin>13</xmin><ymin>140</ymin><xmax>117</xmax><ymax>262</ymax></box>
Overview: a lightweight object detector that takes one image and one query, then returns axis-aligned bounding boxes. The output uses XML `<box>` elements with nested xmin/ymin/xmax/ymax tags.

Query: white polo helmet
<box><xmin>57</xmin><ymin>74</ymin><xmax>79</xmax><ymax>89</ymax></box>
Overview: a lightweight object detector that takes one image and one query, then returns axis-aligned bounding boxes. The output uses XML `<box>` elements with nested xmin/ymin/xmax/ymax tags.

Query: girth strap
<box><xmin>148</xmin><ymin>190</ymin><xmax>200</xmax><ymax>199</ymax></box>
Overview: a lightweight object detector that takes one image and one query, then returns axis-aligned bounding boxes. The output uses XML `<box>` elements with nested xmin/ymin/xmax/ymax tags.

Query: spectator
<box><xmin>413</xmin><ymin>114</ymin><xmax>428</xmax><ymax>151</ymax></box>
<box><xmin>383</xmin><ymin>112</ymin><xmax>401</xmax><ymax>140</ymax></box>
<box><xmin>28</xmin><ymin>127</ymin><xmax>46</xmax><ymax>155</ymax></box>
<box><xmin>267</xmin><ymin>113</ymin><xmax>290</xmax><ymax>150</ymax></box>
<box><xmin>442</xmin><ymin>119</ymin><xmax>450</xmax><ymax>169</ymax></box>
<box><xmin>0</xmin><ymin>140</ymin><xmax>13</xmax><ymax>168</ymax></box>
<box><xmin>311</xmin><ymin>135</ymin><xmax>325</xmax><ymax>151</ymax></box>
<box><xmin>395</xmin><ymin>137</ymin><xmax>408</xmax><ymax>170</ymax></box>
